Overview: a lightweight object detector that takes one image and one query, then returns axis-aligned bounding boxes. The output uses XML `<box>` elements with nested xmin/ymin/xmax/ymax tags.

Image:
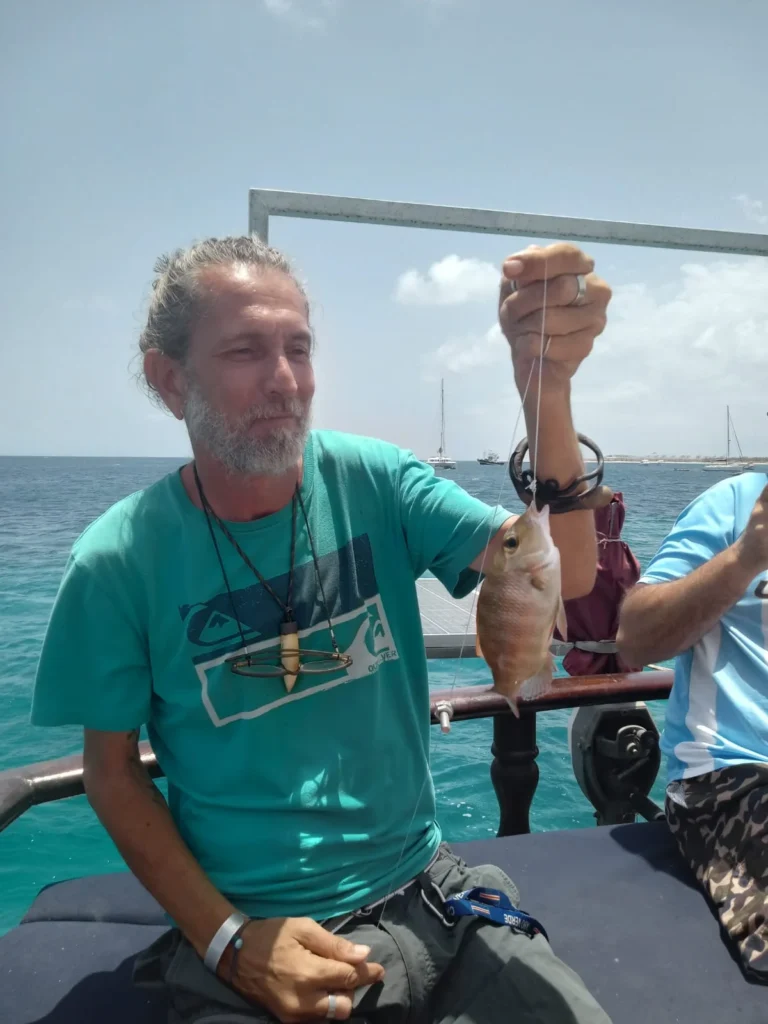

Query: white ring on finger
<box><xmin>569</xmin><ymin>273</ymin><xmax>587</xmax><ymax>306</ymax></box>
<box><xmin>326</xmin><ymin>993</ymin><xmax>338</xmax><ymax>1020</ymax></box>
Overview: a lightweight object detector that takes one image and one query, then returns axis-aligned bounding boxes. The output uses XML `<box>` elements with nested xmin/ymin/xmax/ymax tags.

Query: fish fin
<box><xmin>555</xmin><ymin>597</ymin><xmax>568</xmax><ymax>642</ymax></box>
<box><xmin>530</xmin><ymin>575</ymin><xmax>547</xmax><ymax>592</ymax></box>
<box><xmin>519</xmin><ymin>659</ymin><xmax>554</xmax><ymax>702</ymax></box>
<box><xmin>503</xmin><ymin>696</ymin><xmax>520</xmax><ymax>719</ymax></box>
<box><xmin>475</xmin><ymin>631</ymin><xmax>484</xmax><ymax>658</ymax></box>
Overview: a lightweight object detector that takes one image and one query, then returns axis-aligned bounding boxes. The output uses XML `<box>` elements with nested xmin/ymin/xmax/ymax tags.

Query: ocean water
<box><xmin>0</xmin><ymin>454</ymin><xmax>751</xmax><ymax>935</ymax></box>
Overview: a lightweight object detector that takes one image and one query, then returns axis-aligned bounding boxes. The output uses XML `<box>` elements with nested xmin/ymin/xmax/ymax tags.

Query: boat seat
<box><xmin>1</xmin><ymin>821</ymin><xmax>764</xmax><ymax>1023</ymax></box>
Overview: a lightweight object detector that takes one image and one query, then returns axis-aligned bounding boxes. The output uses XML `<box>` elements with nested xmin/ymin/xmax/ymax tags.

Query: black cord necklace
<box><xmin>192</xmin><ymin>464</ymin><xmax>351</xmax><ymax>689</ymax></box>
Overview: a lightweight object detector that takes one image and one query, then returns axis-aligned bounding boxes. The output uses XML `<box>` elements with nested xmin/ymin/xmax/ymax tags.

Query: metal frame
<box><xmin>249</xmin><ymin>187</ymin><xmax>766</xmax><ymax>659</ymax></box>
<box><xmin>249</xmin><ymin>188</ymin><xmax>768</xmax><ymax>256</ymax></box>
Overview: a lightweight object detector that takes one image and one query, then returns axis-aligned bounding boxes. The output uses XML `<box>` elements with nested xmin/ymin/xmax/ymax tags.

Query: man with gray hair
<box><xmin>32</xmin><ymin>235</ymin><xmax>613</xmax><ymax>1023</ymax></box>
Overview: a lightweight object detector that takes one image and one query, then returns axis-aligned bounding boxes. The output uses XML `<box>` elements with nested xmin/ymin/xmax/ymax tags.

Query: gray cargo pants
<box><xmin>133</xmin><ymin>844</ymin><xmax>612</xmax><ymax>1023</ymax></box>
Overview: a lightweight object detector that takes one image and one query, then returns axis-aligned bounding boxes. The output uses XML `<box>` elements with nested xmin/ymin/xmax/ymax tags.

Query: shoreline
<box><xmin>467</xmin><ymin>457</ymin><xmax>768</xmax><ymax>466</ymax></box>
<box><xmin>602</xmin><ymin>459</ymin><xmax>768</xmax><ymax>466</ymax></box>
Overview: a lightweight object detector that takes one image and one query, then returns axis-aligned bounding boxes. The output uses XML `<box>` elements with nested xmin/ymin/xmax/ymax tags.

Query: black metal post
<box><xmin>490</xmin><ymin>711</ymin><xmax>539</xmax><ymax>836</ymax></box>
<box><xmin>628</xmin><ymin>791</ymin><xmax>666</xmax><ymax>823</ymax></box>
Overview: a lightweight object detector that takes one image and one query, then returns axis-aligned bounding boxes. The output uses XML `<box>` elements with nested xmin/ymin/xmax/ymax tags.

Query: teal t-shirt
<box><xmin>31</xmin><ymin>431</ymin><xmax>510</xmax><ymax>920</ymax></box>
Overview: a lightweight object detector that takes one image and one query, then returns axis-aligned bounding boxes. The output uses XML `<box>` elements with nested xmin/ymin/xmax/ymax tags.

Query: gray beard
<box><xmin>183</xmin><ymin>383</ymin><xmax>311</xmax><ymax>477</ymax></box>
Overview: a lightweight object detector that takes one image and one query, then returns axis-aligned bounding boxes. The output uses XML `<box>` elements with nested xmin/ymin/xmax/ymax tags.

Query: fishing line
<box><xmin>375</xmin><ymin>260</ymin><xmax>551</xmax><ymax>928</ymax></box>
<box><xmin>531</xmin><ymin>264</ymin><xmax>549</xmax><ymax>495</ymax></box>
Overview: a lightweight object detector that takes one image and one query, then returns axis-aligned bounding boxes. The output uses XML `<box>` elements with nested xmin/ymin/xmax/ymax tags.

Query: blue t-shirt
<box><xmin>639</xmin><ymin>472</ymin><xmax>768</xmax><ymax>782</ymax></box>
<box><xmin>31</xmin><ymin>430</ymin><xmax>510</xmax><ymax>920</ymax></box>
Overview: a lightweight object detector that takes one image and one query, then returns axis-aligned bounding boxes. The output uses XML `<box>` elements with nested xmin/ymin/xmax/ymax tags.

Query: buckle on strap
<box><xmin>443</xmin><ymin>887</ymin><xmax>549</xmax><ymax>941</ymax></box>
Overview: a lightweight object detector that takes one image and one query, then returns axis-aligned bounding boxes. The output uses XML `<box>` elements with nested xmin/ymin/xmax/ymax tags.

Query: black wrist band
<box><xmin>509</xmin><ymin>434</ymin><xmax>614</xmax><ymax>514</ymax></box>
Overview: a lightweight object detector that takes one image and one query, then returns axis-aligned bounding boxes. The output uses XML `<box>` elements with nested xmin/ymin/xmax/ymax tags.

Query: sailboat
<box><xmin>426</xmin><ymin>378</ymin><xmax>456</xmax><ymax>470</ymax></box>
<box><xmin>703</xmin><ymin>406</ymin><xmax>755</xmax><ymax>473</ymax></box>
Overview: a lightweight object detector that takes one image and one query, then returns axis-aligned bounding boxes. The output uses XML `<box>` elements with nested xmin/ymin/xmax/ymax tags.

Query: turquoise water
<box><xmin>0</xmin><ymin>455</ymin><xmax>745</xmax><ymax>934</ymax></box>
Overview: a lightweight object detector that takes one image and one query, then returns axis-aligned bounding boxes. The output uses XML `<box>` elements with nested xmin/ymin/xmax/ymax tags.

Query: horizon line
<box><xmin>3</xmin><ymin>453</ymin><xmax>768</xmax><ymax>463</ymax></box>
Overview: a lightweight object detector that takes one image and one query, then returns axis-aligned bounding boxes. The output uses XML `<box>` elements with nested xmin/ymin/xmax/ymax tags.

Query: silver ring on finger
<box><xmin>326</xmin><ymin>993</ymin><xmax>338</xmax><ymax>1020</ymax></box>
<box><xmin>569</xmin><ymin>273</ymin><xmax>587</xmax><ymax>306</ymax></box>
<box><xmin>509</xmin><ymin>280</ymin><xmax>518</xmax><ymax>294</ymax></box>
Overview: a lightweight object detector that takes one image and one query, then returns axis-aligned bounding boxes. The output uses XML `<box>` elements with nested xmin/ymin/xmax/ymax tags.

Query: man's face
<box><xmin>182</xmin><ymin>265</ymin><xmax>315</xmax><ymax>476</ymax></box>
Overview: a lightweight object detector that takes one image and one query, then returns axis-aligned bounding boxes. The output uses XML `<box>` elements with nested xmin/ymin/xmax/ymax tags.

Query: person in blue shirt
<box><xmin>31</xmin><ymin>235</ymin><xmax>614</xmax><ymax>1023</ymax></box>
<box><xmin>618</xmin><ymin>475</ymin><xmax>768</xmax><ymax>983</ymax></box>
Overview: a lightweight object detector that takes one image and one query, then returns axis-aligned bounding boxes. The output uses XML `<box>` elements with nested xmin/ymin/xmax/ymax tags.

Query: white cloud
<box><xmin>427</xmin><ymin>323</ymin><xmax>507</xmax><ymax>374</ymax></box>
<box><xmin>423</xmin><ymin>258</ymin><xmax>768</xmax><ymax>419</ymax></box>
<box><xmin>402</xmin><ymin>253</ymin><xmax>768</xmax><ymax>456</ymax></box>
<box><xmin>395</xmin><ymin>255</ymin><xmax>499</xmax><ymax>305</ymax></box>
<box><xmin>605</xmin><ymin>260</ymin><xmax>768</xmax><ymax>377</ymax></box>
<box><xmin>262</xmin><ymin>0</ymin><xmax>339</xmax><ymax>30</ymax></box>
<box><xmin>734</xmin><ymin>193</ymin><xmax>768</xmax><ymax>226</ymax></box>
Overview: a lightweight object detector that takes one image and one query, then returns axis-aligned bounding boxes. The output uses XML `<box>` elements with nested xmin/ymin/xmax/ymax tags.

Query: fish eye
<box><xmin>503</xmin><ymin>536</ymin><xmax>519</xmax><ymax>550</ymax></box>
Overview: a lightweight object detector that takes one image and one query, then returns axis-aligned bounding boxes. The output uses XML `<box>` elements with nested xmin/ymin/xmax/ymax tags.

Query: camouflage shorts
<box><xmin>665</xmin><ymin>762</ymin><xmax>768</xmax><ymax>984</ymax></box>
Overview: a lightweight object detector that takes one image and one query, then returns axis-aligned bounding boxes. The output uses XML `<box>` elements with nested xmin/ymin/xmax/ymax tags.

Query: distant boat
<box><xmin>703</xmin><ymin>406</ymin><xmax>755</xmax><ymax>473</ymax></box>
<box><xmin>477</xmin><ymin>450</ymin><xmax>505</xmax><ymax>466</ymax></box>
<box><xmin>426</xmin><ymin>378</ymin><xmax>456</xmax><ymax>470</ymax></box>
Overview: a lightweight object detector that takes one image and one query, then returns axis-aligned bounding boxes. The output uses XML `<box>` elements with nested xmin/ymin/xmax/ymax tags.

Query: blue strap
<box><xmin>443</xmin><ymin>887</ymin><xmax>549</xmax><ymax>941</ymax></box>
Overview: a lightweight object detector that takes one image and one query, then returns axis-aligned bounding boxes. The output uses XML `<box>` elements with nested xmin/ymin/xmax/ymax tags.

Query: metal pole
<box><xmin>248</xmin><ymin>188</ymin><xmax>768</xmax><ymax>258</ymax></box>
<box><xmin>250</xmin><ymin>193</ymin><xmax>270</xmax><ymax>243</ymax></box>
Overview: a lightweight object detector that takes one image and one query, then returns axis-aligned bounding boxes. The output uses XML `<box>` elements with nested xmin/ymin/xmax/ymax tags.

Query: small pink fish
<box><xmin>475</xmin><ymin>502</ymin><xmax>567</xmax><ymax>716</ymax></box>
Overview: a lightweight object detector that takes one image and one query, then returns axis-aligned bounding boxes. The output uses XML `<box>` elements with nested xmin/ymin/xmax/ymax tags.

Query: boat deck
<box><xmin>417</xmin><ymin>576</ymin><xmax>477</xmax><ymax>658</ymax></box>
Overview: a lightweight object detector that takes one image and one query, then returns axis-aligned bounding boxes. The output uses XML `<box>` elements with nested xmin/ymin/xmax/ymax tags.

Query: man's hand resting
<box><xmin>218</xmin><ymin>916</ymin><xmax>386</xmax><ymax>1022</ymax></box>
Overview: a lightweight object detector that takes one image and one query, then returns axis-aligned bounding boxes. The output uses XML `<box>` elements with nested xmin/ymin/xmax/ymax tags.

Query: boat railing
<box><xmin>0</xmin><ymin>668</ymin><xmax>673</xmax><ymax>838</ymax></box>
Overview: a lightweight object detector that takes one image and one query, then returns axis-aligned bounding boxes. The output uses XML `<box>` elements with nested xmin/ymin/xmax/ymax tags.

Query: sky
<box><xmin>1</xmin><ymin>0</ymin><xmax>767</xmax><ymax>460</ymax></box>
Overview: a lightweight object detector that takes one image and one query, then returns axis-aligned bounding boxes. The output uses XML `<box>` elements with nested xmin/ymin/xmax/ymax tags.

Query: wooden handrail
<box><xmin>0</xmin><ymin>670</ymin><xmax>672</xmax><ymax>834</ymax></box>
<box><xmin>429</xmin><ymin>669</ymin><xmax>672</xmax><ymax>721</ymax></box>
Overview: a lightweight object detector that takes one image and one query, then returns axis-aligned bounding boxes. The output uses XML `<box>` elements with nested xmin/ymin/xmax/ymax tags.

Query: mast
<box><xmin>726</xmin><ymin>405</ymin><xmax>730</xmax><ymax>465</ymax></box>
<box><xmin>439</xmin><ymin>378</ymin><xmax>446</xmax><ymax>456</ymax></box>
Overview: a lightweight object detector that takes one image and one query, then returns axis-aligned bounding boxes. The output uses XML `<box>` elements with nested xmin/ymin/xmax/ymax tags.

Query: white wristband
<box><xmin>203</xmin><ymin>911</ymin><xmax>250</xmax><ymax>972</ymax></box>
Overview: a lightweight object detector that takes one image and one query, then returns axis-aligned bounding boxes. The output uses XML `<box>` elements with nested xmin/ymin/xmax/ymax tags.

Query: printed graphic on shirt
<box><xmin>178</xmin><ymin>534</ymin><xmax>400</xmax><ymax>727</ymax></box>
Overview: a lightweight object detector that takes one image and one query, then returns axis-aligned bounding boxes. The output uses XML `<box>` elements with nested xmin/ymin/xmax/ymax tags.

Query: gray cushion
<box><xmin>2</xmin><ymin>823</ymin><xmax>764</xmax><ymax>1023</ymax></box>
<box><xmin>0</xmin><ymin>921</ymin><xmax>169</xmax><ymax>1023</ymax></box>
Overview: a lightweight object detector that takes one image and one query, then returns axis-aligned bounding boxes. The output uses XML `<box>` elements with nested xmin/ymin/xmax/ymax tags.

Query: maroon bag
<box><xmin>554</xmin><ymin>492</ymin><xmax>642</xmax><ymax>675</ymax></box>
